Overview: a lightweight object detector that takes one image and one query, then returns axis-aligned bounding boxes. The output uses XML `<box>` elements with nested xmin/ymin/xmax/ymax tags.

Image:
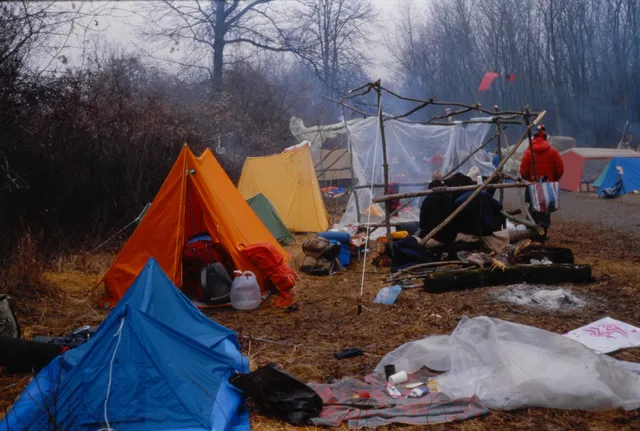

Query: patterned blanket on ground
<box><xmin>308</xmin><ymin>369</ymin><xmax>488</xmax><ymax>429</ymax></box>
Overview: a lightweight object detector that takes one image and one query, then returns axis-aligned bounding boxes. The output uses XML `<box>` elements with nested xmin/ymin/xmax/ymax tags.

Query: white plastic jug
<box><xmin>230</xmin><ymin>271</ymin><xmax>261</xmax><ymax>310</ymax></box>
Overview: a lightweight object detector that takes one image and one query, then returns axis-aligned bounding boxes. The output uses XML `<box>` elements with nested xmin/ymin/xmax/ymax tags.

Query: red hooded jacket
<box><xmin>520</xmin><ymin>136</ymin><xmax>564</xmax><ymax>181</ymax></box>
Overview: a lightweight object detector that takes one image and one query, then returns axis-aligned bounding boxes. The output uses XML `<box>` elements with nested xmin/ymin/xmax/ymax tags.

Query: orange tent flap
<box><xmin>102</xmin><ymin>148</ymin><xmax>187</xmax><ymax>305</ymax></box>
<box><xmin>237</xmin><ymin>145</ymin><xmax>328</xmax><ymax>232</ymax></box>
<box><xmin>188</xmin><ymin>149</ymin><xmax>289</xmax><ymax>287</ymax></box>
<box><xmin>102</xmin><ymin>146</ymin><xmax>288</xmax><ymax>305</ymax></box>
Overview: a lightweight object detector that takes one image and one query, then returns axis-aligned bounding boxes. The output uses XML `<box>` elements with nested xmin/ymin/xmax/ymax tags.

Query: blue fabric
<box><xmin>592</xmin><ymin>160</ymin><xmax>612</xmax><ymax>188</ymax></box>
<box><xmin>186</xmin><ymin>234</ymin><xmax>213</xmax><ymax>244</ymax></box>
<box><xmin>454</xmin><ymin>191</ymin><xmax>504</xmax><ymax>236</ymax></box>
<box><xmin>319</xmin><ymin>232</ymin><xmax>351</xmax><ymax>266</ymax></box>
<box><xmin>317</xmin><ymin>231</ymin><xmax>351</xmax><ymax>244</ymax></box>
<box><xmin>596</xmin><ymin>158</ymin><xmax>640</xmax><ymax>196</ymax></box>
<box><xmin>598</xmin><ymin>179</ymin><xmax>623</xmax><ymax>199</ymax></box>
<box><xmin>1</xmin><ymin>258</ymin><xmax>250</xmax><ymax>431</ymax></box>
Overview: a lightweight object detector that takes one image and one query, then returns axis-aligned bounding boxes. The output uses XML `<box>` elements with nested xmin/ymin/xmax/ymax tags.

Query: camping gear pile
<box><xmin>300</xmin><ymin>236</ymin><xmax>342</xmax><ymax>276</ymax></box>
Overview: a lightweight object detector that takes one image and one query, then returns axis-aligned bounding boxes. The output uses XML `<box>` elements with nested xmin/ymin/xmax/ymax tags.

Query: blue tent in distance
<box><xmin>1</xmin><ymin>258</ymin><xmax>249</xmax><ymax>431</ymax></box>
<box><xmin>595</xmin><ymin>157</ymin><xmax>640</xmax><ymax>197</ymax></box>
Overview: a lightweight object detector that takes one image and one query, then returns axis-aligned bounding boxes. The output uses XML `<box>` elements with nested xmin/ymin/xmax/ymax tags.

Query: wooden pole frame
<box><xmin>418</xmin><ymin>111</ymin><xmax>547</xmax><ymax>246</ymax></box>
<box><xmin>375</xmin><ymin>83</ymin><xmax>394</xmax><ymax>254</ymax></box>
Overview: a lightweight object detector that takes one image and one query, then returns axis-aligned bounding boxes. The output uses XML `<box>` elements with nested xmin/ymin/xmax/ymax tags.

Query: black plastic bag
<box><xmin>229</xmin><ymin>363</ymin><xmax>323</xmax><ymax>425</ymax></box>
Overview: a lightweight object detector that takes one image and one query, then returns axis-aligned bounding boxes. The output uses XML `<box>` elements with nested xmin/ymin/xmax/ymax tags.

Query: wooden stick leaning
<box><xmin>417</xmin><ymin>110</ymin><xmax>547</xmax><ymax>246</ymax></box>
<box><xmin>372</xmin><ymin>182</ymin><xmax>529</xmax><ymax>203</ymax></box>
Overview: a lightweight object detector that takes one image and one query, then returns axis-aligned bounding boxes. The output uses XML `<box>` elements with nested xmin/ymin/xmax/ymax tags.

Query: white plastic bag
<box><xmin>375</xmin><ymin>316</ymin><xmax>640</xmax><ymax>411</ymax></box>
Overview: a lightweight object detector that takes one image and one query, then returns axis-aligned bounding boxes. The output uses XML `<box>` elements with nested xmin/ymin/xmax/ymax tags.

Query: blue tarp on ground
<box><xmin>595</xmin><ymin>157</ymin><xmax>640</xmax><ymax>197</ymax></box>
<box><xmin>0</xmin><ymin>258</ymin><xmax>250</xmax><ymax>431</ymax></box>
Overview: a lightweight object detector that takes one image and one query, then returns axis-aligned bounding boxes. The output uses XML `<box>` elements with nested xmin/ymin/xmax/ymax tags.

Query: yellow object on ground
<box><xmin>238</xmin><ymin>145</ymin><xmax>329</xmax><ymax>232</ymax></box>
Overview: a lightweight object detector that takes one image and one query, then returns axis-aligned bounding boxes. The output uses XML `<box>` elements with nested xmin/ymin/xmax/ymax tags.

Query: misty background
<box><xmin>1</xmin><ymin>0</ymin><xmax>639</xmax><ymax>267</ymax></box>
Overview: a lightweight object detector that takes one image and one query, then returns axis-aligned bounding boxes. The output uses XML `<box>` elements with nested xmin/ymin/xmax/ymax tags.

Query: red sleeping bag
<box><xmin>241</xmin><ymin>243</ymin><xmax>297</xmax><ymax>307</ymax></box>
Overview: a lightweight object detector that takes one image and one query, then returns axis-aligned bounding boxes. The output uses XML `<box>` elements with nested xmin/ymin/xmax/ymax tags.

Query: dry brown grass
<box><xmin>1</xmin><ymin>221</ymin><xmax>640</xmax><ymax>429</ymax></box>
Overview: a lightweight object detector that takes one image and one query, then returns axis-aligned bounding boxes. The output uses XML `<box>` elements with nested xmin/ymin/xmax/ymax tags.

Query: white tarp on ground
<box><xmin>290</xmin><ymin>116</ymin><xmax>494</xmax><ymax>226</ymax></box>
<box><xmin>375</xmin><ymin>316</ymin><xmax>640</xmax><ymax>411</ymax></box>
<box><xmin>564</xmin><ymin>317</ymin><xmax>640</xmax><ymax>354</ymax></box>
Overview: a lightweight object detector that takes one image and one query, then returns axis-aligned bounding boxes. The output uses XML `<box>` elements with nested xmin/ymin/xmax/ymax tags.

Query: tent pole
<box><xmin>375</xmin><ymin>82</ymin><xmax>394</xmax><ymax>255</ymax></box>
<box><xmin>525</xmin><ymin>106</ymin><xmax>538</xmax><ymax>180</ymax></box>
<box><xmin>495</xmin><ymin>106</ymin><xmax>504</xmax><ymax>204</ymax></box>
<box><xmin>340</xmin><ymin>100</ymin><xmax>360</xmax><ymax>223</ymax></box>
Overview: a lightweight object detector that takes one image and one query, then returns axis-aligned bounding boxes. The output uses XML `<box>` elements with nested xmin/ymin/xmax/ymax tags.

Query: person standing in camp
<box><xmin>519</xmin><ymin>125</ymin><xmax>564</xmax><ymax>236</ymax></box>
<box><xmin>520</xmin><ymin>125</ymin><xmax>564</xmax><ymax>182</ymax></box>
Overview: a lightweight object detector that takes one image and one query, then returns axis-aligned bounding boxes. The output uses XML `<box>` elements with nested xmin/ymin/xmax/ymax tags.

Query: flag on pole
<box><xmin>478</xmin><ymin>72</ymin><xmax>499</xmax><ymax>92</ymax></box>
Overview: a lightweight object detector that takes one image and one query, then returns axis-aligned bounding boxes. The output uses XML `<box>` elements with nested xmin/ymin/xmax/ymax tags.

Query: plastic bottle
<box><xmin>230</xmin><ymin>271</ymin><xmax>261</xmax><ymax>310</ymax></box>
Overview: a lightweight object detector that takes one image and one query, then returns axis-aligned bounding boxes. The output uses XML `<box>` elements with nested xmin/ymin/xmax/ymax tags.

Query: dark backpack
<box><xmin>200</xmin><ymin>263</ymin><xmax>232</xmax><ymax>305</ymax></box>
<box><xmin>0</xmin><ymin>294</ymin><xmax>20</xmax><ymax>339</ymax></box>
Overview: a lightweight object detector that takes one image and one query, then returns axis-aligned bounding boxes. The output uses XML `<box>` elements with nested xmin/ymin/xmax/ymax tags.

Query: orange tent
<box><xmin>101</xmin><ymin>145</ymin><xmax>288</xmax><ymax>306</ymax></box>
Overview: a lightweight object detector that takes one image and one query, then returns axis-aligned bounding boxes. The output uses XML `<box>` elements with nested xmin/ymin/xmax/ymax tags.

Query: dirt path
<box><xmin>503</xmin><ymin>189</ymin><xmax>640</xmax><ymax>234</ymax></box>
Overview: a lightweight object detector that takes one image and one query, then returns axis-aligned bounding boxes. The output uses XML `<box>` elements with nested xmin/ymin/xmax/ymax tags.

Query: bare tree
<box><xmin>140</xmin><ymin>0</ymin><xmax>300</xmax><ymax>93</ymax></box>
<box><xmin>293</xmin><ymin>0</ymin><xmax>376</xmax><ymax>97</ymax></box>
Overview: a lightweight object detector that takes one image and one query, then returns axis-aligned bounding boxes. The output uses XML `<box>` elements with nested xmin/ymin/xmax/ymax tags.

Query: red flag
<box><xmin>478</xmin><ymin>72</ymin><xmax>499</xmax><ymax>92</ymax></box>
<box><xmin>508</xmin><ymin>73</ymin><xmax>516</xmax><ymax>83</ymax></box>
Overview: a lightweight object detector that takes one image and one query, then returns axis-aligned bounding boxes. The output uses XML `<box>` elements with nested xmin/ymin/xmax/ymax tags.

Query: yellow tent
<box><xmin>238</xmin><ymin>145</ymin><xmax>329</xmax><ymax>232</ymax></box>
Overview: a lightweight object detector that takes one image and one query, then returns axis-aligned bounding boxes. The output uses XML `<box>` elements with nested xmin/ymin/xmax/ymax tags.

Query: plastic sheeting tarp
<box><xmin>238</xmin><ymin>145</ymin><xmax>329</xmax><ymax>233</ymax></box>
<box><xmin>1</xmin><ymin>258</ymin><xmax>250</xmax><ymax>431</ymax></box>
<box><xmin>290</xmin><ymin>116</ymin><xmax>493</xmax><ymax>227</ymax></box>
<box><xmin>246</xmin><ymin>193</ymin><xmax>295</xmax><ymax>244</ymax></box>
<box><xmin>375</xmin><ymin>316</ymin><xmax>640</xmax><ymax>411</ymax></box>
<box><xmin>594</xmin><ymin>157</ymin><xmax>640</xmax><ymax>195</ymax></box>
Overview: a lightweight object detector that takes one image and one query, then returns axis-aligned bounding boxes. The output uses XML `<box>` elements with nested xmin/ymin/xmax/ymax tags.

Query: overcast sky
<box><xmin>53</xmin><ymin>0</ymin><xmax>421</xmax><ymax>80</ymax></box>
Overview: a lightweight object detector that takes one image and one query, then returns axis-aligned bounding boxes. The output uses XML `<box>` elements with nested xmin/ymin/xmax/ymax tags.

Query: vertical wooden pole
<box><xmin>494</xmin><ymin>105</ymin><xmax>504</xmax><ymax>204</ymax></box>
<box><xmin>375</xmin><ymin>83</ymin><xmax>394</xmax><ymax>255</ymax></box>
<box><xmin>341</xmin><ymin>100</ymin><xmax>360</xmax><ymax>223</ymax></box>
<box><xmin>524</xmin><ymin>105</ymin><xmax>538</xmax><ymax>180</ymax></box>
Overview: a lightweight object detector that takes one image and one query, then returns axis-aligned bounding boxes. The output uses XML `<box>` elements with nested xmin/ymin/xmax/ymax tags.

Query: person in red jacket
<box><xmin>520</xmin><ymin>125</ymin><xmax>563</xmax><ymax>239</ymax></box>
<box><xmin>520</xmin><ymin>125</ymin><xmax>564</xmax><ymax>181</ymax></box>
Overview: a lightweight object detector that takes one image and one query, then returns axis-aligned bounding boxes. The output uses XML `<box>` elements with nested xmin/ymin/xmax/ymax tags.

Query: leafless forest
<box><xmin>1</xmin><ymin>0</ymin><xmax>639</xmax><ymax>289</ymax></box>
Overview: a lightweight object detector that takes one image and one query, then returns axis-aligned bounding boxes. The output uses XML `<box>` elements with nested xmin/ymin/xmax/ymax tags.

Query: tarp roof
<box><xmin>560</xmin><ymin>147</ymin><xmax>640</xmax><ymax>159</ymax></box>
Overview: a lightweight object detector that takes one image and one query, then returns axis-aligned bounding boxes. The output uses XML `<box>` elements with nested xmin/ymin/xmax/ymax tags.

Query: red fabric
<box><xmin>241</xmin><ymin>243</ymin><xmax>297</xmax><ymax>307</ymax></box>
<box><xmin>478</xmin><ymin>72</ymin><xmax>499</xmax><ymax>92</ymax></box>
<box><xmin>387</xmin><ymin>183</ymin><xmax>401</xmax><ymax>212</ymax></box>
<box><xmin>520</xmin><ymin>136</ymin><xmax>565</xmax><ymax>181</ymax></box>
<box><xmin>559</xmin><ymin>151</ymin><xmax>586</xmax><ymax>191</ymax></box>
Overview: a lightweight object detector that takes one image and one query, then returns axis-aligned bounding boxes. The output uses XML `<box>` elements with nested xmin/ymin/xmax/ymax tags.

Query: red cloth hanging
<box><xmin>478</xmin><ymin>72</ymin><xmax>499</xmax><ymax>92</ymax></box>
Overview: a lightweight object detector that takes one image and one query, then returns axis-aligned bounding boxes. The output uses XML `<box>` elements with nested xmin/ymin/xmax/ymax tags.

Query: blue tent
<box><xmin>594</xmin><ymin>157</ymin><xmax>640</xmax><ymax>196</ymax></box>
<box><xmin>1</xmin><ymin>258</ymin><xmax>249</xmax><ymax>431</ymax></box>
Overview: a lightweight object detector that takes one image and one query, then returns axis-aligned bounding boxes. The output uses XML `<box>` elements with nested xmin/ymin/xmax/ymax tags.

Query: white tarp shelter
<box><xmin>290</xmin><ymin>116</ymin><xmax>494</xmax><ymax>227</ymax></box>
